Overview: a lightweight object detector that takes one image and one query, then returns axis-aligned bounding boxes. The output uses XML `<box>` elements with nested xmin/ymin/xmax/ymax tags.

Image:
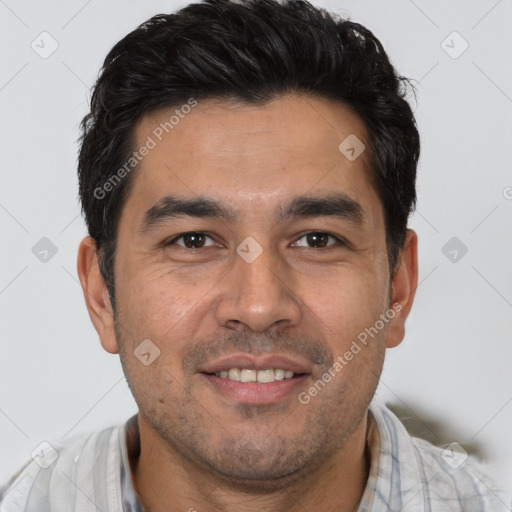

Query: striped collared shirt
<box><xmin>1</xmin><ymin>400</ymin><xmax>510</xmax><ymax>511</ymax></box>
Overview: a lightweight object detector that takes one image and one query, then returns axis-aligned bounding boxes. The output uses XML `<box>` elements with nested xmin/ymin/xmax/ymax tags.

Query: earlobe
<box><xmin>77</xmin><ymin>236</ymin><xmax>119</xmax><ymax>354</ymax></box>
<box><xmin>385</xmin><ymin>229</ymin><xmax>418</xmax><ymax>349</ymax></box>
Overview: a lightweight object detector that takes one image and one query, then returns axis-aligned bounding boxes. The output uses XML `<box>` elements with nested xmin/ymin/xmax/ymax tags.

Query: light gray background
<box><xmin>1</xmin><ymin>0</ymin><xmax>511</xmax><ymax>496</ymax></box>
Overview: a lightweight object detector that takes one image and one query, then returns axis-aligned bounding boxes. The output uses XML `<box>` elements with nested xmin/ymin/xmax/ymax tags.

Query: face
<box><xmin>80</xmin><ymin>94</ymin><xmax>416</xmax><ymax>486</ymax></box>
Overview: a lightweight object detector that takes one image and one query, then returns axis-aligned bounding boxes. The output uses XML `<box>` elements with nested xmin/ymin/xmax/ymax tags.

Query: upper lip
<box><xmin>198</xmin><ymin>354</ymin><xmax>312</xmax><ymax>375</ymax></box>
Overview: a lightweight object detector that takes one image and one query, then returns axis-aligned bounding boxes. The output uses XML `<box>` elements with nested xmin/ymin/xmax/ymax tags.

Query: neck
<box><xmin>128</xmin><ymin>412</ymin><xmax>371</xmax><ymax>512</ymax></box>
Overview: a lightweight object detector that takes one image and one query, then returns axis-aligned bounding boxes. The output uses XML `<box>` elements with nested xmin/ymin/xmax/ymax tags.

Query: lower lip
<box><xmin>201</xmin><ymin>373</ymin><xmax>310</xmax><ymax>404</ymax></box>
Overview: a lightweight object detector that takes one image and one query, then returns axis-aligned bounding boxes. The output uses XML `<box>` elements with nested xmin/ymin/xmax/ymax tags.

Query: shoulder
<box><xmin>0</xmin><ymin>424</ymin><xmax>123</xmax><ymax>512</ymax></box>
<box><xmin>368</xmin><ymin>401</ymin><xmax>511</xmax><ymax>511</ymax></box>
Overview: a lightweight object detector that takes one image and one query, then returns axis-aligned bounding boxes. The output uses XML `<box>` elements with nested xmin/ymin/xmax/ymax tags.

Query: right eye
<box><xmin>165</xmin><ymin>232</ymin><xmax>219</xmax><ymax>250</ymax></box>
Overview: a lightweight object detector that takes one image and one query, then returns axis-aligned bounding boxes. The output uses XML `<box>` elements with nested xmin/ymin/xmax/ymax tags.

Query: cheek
<box><xmin>300</xmin><ymin>266</ymin><xmax>387</xmax><ymax>344</ymax></box>
<box><xmin>115</xmin><ymin>264</ymin><xmax>215</xmax><ymax>350</ymax></box>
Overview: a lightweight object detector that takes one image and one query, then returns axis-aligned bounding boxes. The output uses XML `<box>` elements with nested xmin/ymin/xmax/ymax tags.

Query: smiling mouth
<box><xmin>200</xmin><ymin>368</ymin><xmax>310</xmax><ymax>404</ymax></box>
<box><xmin>203</xmin><ymin>368</ymin><xmax>306</xmax><ymax>383</ymax></box>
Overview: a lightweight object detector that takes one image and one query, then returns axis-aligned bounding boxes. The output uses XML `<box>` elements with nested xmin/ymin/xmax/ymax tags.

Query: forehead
<box><xmin>124</xmin><ymin>94</ymin><xmax>382</xmax><ymax>228</ymax></box>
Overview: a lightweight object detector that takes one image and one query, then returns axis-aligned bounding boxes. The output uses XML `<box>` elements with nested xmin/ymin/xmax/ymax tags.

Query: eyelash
<box><xmin>165</xmin><ymin>231</ymin><xmax>347</xmax><ymax>250</ymax></box>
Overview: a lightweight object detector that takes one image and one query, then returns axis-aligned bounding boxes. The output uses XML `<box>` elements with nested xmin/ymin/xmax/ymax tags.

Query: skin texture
<box><xmin>77</xmin><ymin>94</ymin><xmax>418</xmax><ymax>512</ymax></box>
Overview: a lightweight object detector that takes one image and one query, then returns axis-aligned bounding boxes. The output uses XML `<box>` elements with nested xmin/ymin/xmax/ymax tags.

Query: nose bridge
<box><xmin>215</xmin><ymin>237</ymin><xmax>302</xmax><ymax>332</ymax></box>
<box><xmin>239</xmin><ymin>243</ymin><xmax>282</xmax><ymax>299</ymax></box>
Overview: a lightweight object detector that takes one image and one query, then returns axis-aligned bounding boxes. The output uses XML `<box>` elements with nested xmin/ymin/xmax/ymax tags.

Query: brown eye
<box><xmin>293</xmin><ymin>232</ymin><xmax>341</xmax><ymax>248</ymax></box>
<box><xmin>167</xmin><ymin>232</ymin><xmax>215</xmax><ymax>249</ymax></box>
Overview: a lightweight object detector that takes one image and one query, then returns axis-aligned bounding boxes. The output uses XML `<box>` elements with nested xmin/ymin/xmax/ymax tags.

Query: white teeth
<box><xmin>228</xmin><ymin>368</ymin><xmax>241</xmax><ymax>381</ymax></box>
<box><xmin>240</xmin><ymin>369</ymin><xmax>257</xmax><ymax>382</ymax></box>
<box><xmin>256</xmin><ymin>369</ymin><xmax>275</xmax><ymax>383</ymax></box>
<box><xmin>274</xmin><ymin>369</ymin><xmax>285</xmax><ymax>380</ymax></box>
<box><xmin>215</xmin><ymin>368</ymin><xmax>297</xmax><ymax>383</ymax></box>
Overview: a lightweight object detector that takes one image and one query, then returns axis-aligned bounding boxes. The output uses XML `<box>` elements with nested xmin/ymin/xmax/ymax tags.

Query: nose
<box><xmin>214</xmin><ymin>241</ymin><xmax>302</xmax><ymax>333</ymax></box>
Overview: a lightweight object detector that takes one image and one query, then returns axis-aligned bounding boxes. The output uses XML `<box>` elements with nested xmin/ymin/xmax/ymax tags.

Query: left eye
<box><xmin>292</xmin><ymin>232</ymin><xmax>342</xmax><ymax>249</ymax></box>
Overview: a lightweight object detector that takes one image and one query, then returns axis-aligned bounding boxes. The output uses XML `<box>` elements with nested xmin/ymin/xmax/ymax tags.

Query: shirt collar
<box><xmin>120</xmin><ymin>413</ymin><xmax>145</xmax><ymax>512</ymax></box>
<box><xmin>357</xmin><ymin>406</ymin><xmax>382</xmax><ymax>511</ymax></box>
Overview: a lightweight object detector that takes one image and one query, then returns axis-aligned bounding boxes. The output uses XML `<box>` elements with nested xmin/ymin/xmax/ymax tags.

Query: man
<box><xmin>1</xmin><ymin>0</ymin><xmax>509</xmax><ymax>510</ymax></box>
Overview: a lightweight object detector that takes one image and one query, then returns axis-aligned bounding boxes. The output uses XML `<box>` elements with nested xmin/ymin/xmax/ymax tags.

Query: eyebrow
<box><xmin>138</xmin><ymin>192</ymin><xmax>365</xmax><ymax>234</ymax></box>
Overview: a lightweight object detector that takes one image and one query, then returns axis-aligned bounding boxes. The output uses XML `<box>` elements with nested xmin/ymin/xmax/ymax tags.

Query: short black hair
<box><xmin>78</xmin><ymin>0</ymin><xmax>420</xmax><ymax>312</ymax></box>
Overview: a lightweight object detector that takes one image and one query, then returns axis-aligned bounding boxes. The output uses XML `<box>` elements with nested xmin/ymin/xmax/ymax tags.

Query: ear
<box><xmin>77</xmin><ymin>236</ymin><xmax>119</xmax><ymax>354</ymax></box>
<box><xmin>386</xmin><ymin>229</ymin><xmax>418</xmax><ymax>349</ymax></box>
